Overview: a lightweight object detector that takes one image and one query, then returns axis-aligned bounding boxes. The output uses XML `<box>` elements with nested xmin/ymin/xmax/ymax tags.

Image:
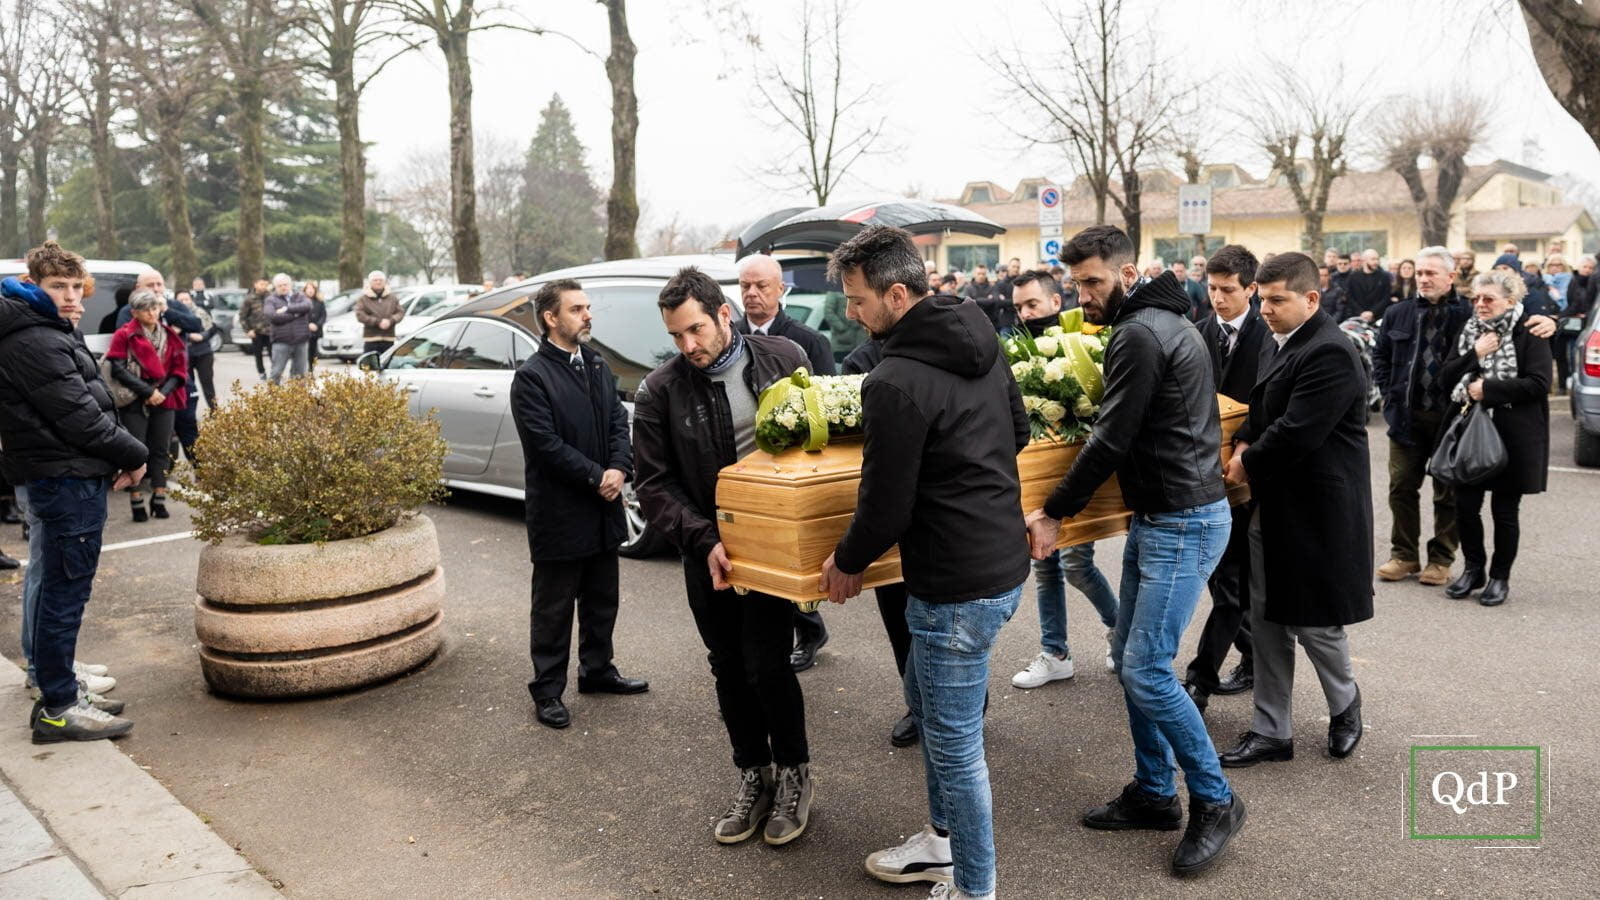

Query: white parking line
<box><xmin>1549</xmin><ymin>465</ymin><xmax>1600</xmax><ymax>475</ymax></box>
<box><xmin>18</xmin><ymin>530</ymin><xmax>194</xmax><ymax>566</ymax></box>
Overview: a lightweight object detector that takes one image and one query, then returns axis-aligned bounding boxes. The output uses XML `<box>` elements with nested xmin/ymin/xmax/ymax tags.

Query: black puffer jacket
<box><xmin>633</xmin><ymin>334</ymin><xmax>808</xmax><ymax>560</ymax></box>
<box><xmin>834</xmin><ymin>295</ymin><xmax>1030</xmax><ymax>603</ymax></box>
<box><xmin>1044</xmin><ymin>271</ymin><xmax>1226</xmax><ymax>518</ymax></box>
<box><xmin>0</xmin><ymin>280</ymin><xmax>148</xmax><ymax>482</ymax></box>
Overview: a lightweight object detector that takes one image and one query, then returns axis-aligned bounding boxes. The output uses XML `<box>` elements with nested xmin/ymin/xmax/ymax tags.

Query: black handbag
<box><xmin>1427</xmin><ymin>402</ymin><xmax>1508</xmax><ymax>487</ymax></box>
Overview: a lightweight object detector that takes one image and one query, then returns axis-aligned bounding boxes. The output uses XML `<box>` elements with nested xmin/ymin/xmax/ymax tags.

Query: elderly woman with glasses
<box><xmin>105</xmin><ymin>288</ymin><xmax>189</xmax><ymax>521</ymax></box>
<box><xmin>1435</xmin><ymin>269</ymin><xmax>1551</xmax><ymax>607</ymax></box>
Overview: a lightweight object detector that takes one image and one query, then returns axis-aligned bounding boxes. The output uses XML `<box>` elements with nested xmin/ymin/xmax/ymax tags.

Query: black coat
<box><xmin>1436</xmin><ymin>315</ymin><xmax>1551</xmax><ymax>495</ymax></box>
<box><xmin>737</xmin><ymin>309</ymin><xmax>835</xmax><ymax>376</ymax></box>
<box><xmin>1196</xmin><ymin>303</ymin><xmax>1269</xmax><ymax>403</ymax></box>
<box><xmin>510</xmin><ymin>340</ymin><xmax>633</xmax><ymax>562</ymax></box>
<box><xmin>1373</xmin><ymin>292</ymin><xmax>1473</xmax><ymax>445</ymax></box>
<box><xmin>1235</xmin><ymin>310</ymin><xmax>1374</xmax><ymax>628</ymax></box>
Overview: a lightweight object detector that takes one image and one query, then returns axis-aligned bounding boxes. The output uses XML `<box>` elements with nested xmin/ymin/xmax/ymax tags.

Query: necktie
<box><xmin>1218</xmin><ymin>322</ymin><xmax>1235</xmax><ymax>364</ymax></box>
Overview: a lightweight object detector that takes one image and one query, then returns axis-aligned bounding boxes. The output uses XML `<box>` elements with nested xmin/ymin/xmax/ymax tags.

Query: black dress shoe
<box><xmin>0</xmin><ymin>551</ymin><xmax>17</xmax><ymax>570</ymax></box>
<box><xmin>1082</xmin><ymin>781</ymin><xmax>1183</xmax><ymax>831</ymax></box>
<box><xmin>577</xmin><ymin>673</ymin><xmax>649</xmax><ymax>695</ymax></box>
<box><xmin>1171</xmin><ymin>792</ymin><xmax>1246</xmax><ymax>876</ymax></box>
<box><xmin>1219</xmin><ymin>731</ymin><xmax>1293</xmax><ymax>768</ymax></box>
<box><xmin>1214</xmin><ymin>662</ymin><xmax>1253</xmax><ymax>695</ymax></box>
<box><xmin>1184</xmin><ymin>682</ymin><xmax>1209</xmax><ymax>714</ymax></box>
<box><xmin>1445</xmin><ymin>566</ymin><xmax>1486</xmax><ymax>599</ymax></box>
<box><xmin>534</xmin><ymin>697</ymin><xmax>570</xmax><ymax>729</ymax></box>
<box><xmin>788</xmin><ymin>632</ymin><xmax>828</xmax><ymax>673</ymax></box>
<box><xmin>890</xmin><ymin>710</ymin><xmax>919</xmax><ymax>748</ymax></box>
<box><xmin>1478</xmin><ymin>578</ymin><xmax>1510</xmax><ymax>607</ymax></box>
<box><xmin>1329</xmin><ymin>686</ymin><xmax>1362</xmax><ymax>758</ymax></box>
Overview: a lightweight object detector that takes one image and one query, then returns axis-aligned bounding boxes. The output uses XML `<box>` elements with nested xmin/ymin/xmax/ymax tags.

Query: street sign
<box><xmin>1041</xmin><ymin>237</ymin><xmax>1062</xmax><ymax>265</ymax></box>
<box><xmin>1037</xmin><ymin>184</ymin><xmax>1063</xmax><ymax>227</ymax></box>
<box><xmin>1177</xmin><ymin>184</ymin><xmax>1213</xmax><ymax>234</ymax></box>
<box><xmin>1039</xmin><ymin>223</ymin><xmax>1063</xmax><ymax>238</ymax></box>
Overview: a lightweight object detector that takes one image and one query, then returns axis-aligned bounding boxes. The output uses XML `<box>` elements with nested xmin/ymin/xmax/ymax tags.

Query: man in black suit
<box><xmin>733</xmin><ymin>254</ymin><xmax>837</xmax><ymax>673</ymax></box>
<box><xmin>510</xmin><ymin>278</ymin><xmax>649</xmax><ymax>729</ymax></box>
<box><xmin>1183</xmin><ymin>245</ymin><xmax>1267</xmax><ymax>713</ymax></box>
<box><xmin>1219</xmin><ymin>252</ymin><xmax>1371</xmax><ymax>768</ymax></box>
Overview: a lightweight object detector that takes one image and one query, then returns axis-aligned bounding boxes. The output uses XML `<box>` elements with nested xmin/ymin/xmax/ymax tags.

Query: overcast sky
<box><xmin>360</xmin><ymin>0</ymin><xmax>1600</xmax><ymax>236</ymax></box>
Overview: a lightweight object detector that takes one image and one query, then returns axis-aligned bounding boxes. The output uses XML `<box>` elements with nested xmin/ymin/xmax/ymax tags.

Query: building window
<box><xmin>1153</xmin><ymin>236</ymin><xmax>1225</xmax><ymax>264</ymax></box>
<box><xmin>1208</xmin><ymin>169</ymin><xmax>1236</xmax><ymax>188</ymax></box>
<box><xmin>1469</xmin><ymin>240</ymin><xmax>1498</xmax><ymax>254</ymax></box>
<box><xmin>1021</xmin><ymin>184</ymin><xmax>1040</xmax><ymax>200</ymax></box>
<box><xmin>967</xmin><ymin>187</ymin><xmax>991</xmax><ymax>204</ymax></box>
<box><xmin>1306</xmin><ymin>231</ymin><xmax>1388</xmax><ymax>256</ymax></box>
<box><xmin>947</xmin><ymin>244</ymin><xmax>1000</xmax><ymax>273</ymax></box>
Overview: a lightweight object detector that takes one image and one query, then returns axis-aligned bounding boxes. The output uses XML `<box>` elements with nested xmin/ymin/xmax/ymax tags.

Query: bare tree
<box><xmin>0</xmin><ymin>1</ymin><xmax>29</xmax><ymax>256</ymax></box>
<box><xmin>64</xmin><ymin>0</ymin><xmax>122</xmax><ymax>257</ymax></box>
<box><xmin>1378</xmin><ymin>90</ymin><xmax>1484</xmax><ymax>248</ymax></box>
<box><xmin>991</xmin><ymin>0</ymin><xmax>1183</xmax><ymax>253</ymax></box>
<box><xmin>643</xmin><ymin>214</ymin><xmax>722</xmax><ymax>256</ymax></box>
<box><xmin>19</xmin><ymin>41</ymin><xmax>75</xmax><ymax>248</ymax></box>
<box><xmin>386</xmin><ymin>149</ymin><xmax>455</xmax><ymax>282</ymax></box>
<box><xmin>1247</xmin><ymin>65</ymin><xmax>1362</xmax><ymax>257</ymax></box>
<box><xmin>302</xmin><ymin>0</ymin><xmax>421</xmax><ymax>288</ymax></box>
<box><xmin>600</xmin><ymin>0</ymin><xmax>639</xmax><ymax>259</ymax></box>
<box><xmin>1518</xmin><ymin>1</ymin><xmax>1600</xmax><ymax>154</ymax></box>
<box><xmin>473</xmin><ymin>132</ymin><xmax>526</xmax><ymax>281</ymax></box>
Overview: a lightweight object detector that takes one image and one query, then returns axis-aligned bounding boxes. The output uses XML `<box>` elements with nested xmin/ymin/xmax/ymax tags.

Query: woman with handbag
<box><xmin>1436</xmin><ymin>269</ymin><xmax>1551</xmax><ymax>606</ymax></box>
<box><xmin>105</xmin><ymin>289</ymin><xmax>189</xmax><ymax>522</ymax></box>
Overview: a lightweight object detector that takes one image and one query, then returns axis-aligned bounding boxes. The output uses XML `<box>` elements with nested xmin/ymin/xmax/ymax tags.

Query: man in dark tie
<box><xmin>1183</xmin><ymin>245</ymin><xmax>1268</xmax><ymax>714</ymax></box>
<box><xmin>510</xmin><ymin>278</ymin><xmax>648</xmax><ymax>730</ymax></box>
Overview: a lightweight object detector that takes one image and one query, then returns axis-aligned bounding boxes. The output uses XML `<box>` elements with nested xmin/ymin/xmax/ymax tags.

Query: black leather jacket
<box><xmin>632</xmin><ymin>334</ymin><xmax>807</xmax><ymax>560</ymax></box>
<box><xmin>1044</xmin><ymin>272</ymin><xmax>1226</xmax><ymax>518</ymax></box>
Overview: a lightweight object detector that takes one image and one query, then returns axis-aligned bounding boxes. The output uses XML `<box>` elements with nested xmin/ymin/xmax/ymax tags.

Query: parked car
<box><xmin>318</xmin><ymin>284</ymin><xmax>480</xmax><ymax>362</ymax></box>
<box><xmin>0</xmin><ymin>258</ymin><xmax>153</xmax><ymax>357</ymax></box>
<box><xmin>203</xmin><ymin>288</ymin><xmax>245</xmax><ymax>350</ymax></box>
<box><xmin>1570</xmin><ymin>296</ymin><xmax>1600</xmax><ymax>466</ymax></box>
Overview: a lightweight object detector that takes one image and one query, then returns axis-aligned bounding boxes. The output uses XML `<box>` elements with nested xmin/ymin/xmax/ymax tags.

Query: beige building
<box><xmin>934</xmin><ymin>160</ymin><xmax>1595</xmax><ymax>273</ymax></box>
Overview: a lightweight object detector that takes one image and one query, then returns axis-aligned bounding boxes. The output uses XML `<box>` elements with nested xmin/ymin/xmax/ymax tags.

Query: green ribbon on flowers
<box><xmin>1058</xmin><ymin>307</ymin><xmax>1084</xmax><ymax>333</ymax></box>
<box><xmin>1058</xmin><ymin>333</ymin><xmax>1104</xmax><ymax>404</ymax></box>
<box><xmin>755</xmin><ymin>368</ymin><xmax>830</xmax><ymax>453</ymax></box>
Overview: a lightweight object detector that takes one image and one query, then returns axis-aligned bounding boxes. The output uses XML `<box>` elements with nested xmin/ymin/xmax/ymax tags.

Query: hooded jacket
<box><xmin>0</xmin><ymin>278</ymin><xmax>148</xmax><ymax>482</ymax></box>
<box><xmin>1043</xmin><ymin>271</ymin><xmax>1226</xmax><ymax>519</ymax></box>
<box><xmin>834</xmin><ymin>294</ymin><xmax>1031</xmax><ymax>603</ymax></box>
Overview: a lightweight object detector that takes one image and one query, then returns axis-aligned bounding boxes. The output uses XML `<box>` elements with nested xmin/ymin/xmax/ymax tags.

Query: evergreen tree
<box><xmin>518</xmin><ymin>95</ymin><xmax>604</xmax><ymax>274</ymax></box>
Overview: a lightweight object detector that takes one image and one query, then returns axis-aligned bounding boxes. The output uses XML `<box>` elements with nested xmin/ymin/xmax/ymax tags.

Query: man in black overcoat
<box><xmin>1183</xmin><ymin>245</ymin><xmax>1269</xmax><ymax>712</ymax></box>
<box><xmin>511</xmin><ymin>278</ymin><xmax>648</xmax><ymax>730</ymax></box>
<box><xmin>1220</xmin><ymin>252</ymin><xmax>1371</xmax><ymax>767</ymax></box>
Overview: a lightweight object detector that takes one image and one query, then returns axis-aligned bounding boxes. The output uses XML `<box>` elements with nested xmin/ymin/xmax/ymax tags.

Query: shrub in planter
<box><xmin>178</xmin><ymin>376</ymin><xmax>451</xmax><ymax>698</ymax></box>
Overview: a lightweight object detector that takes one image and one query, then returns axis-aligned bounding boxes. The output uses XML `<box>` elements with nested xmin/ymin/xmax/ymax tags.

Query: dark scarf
<box><xmin>704</xmin><ymin>328</ymin><xmax>746</xmax><ymax>375</ymax></box>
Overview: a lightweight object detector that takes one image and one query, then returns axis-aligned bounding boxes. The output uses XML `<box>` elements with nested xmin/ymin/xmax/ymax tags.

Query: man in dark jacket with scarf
<box><xmin>1218</xmin><ymin>252</ymin><xmax>1371</xmax><ymax>769</ymax></box>
<box><xmin>1024</xmin><ymin>225</ymin><xmax>1243</xmax><ymax>877</ymax></box>
<box><xmin>633</xmin><ymin>267</ymin><xmax>815</xmax><ymax>848</ymax></box>
<box><xmin>510</xmin><ymin>278</ymin><xmax>646</xmax><ymax>730</ymax></box>
<box><xmin>0</xmin><ymin>243</ymin><xmax>147</xmax><ymax>743</ymax></box>
<box><xmin>821</xmin><ymin>226</ymin><xmax>1028</xmax><ymax>898</ymax></box>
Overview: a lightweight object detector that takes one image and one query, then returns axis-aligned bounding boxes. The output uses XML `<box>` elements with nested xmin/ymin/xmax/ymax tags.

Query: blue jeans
<box><xmin>1034</xmin><ymin>543</ymin><xmax>1119</xmax><ymax>658</ymax></box>
<box><xmin>15</xmin><ymin>484</ymin><xmax>44</xmax><ymax>682</ymax></box>
<box><xmin>1113</xmin><ymin>500</ymin><xmax>1232</xmax><ymax>806</ymax></box>
<box><xmin>904</xmin><ymin>583</ymin><xmax>1023</xmax><ymax>897</ymax></box>
<box><xmin>25</xmin><ymin>477</ymin><xmax>110</xmax><ymax>711</ymax></box>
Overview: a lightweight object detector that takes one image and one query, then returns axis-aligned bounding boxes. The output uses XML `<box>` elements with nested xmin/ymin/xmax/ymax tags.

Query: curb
<box><xmin>0</xmin><ymin>656</ymin><xmax>281</xmax><ymax>898</ymax></box>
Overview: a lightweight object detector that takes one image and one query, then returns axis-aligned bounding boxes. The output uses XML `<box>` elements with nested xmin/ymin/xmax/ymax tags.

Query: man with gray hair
<box><xmin>265</xmin><ymin>273</ymin><xmax>313</xmax><ymax>384</ymax></box>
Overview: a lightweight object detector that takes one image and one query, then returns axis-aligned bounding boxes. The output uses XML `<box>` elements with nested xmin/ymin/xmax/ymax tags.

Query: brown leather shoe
<box><xmin>1418</xmin><ymin>563</ymin><xmax>1452</xmax><ymax>586</ymax></box>
<box><xmin>1376</xmin><ymin>558</ymin><xmax>1421</xmax><ymax>581</ymax></box>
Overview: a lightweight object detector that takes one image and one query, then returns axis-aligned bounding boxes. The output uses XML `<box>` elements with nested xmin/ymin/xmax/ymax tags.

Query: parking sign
<box><xmin>1038</xmin><ymin>185</ymin><xmax>1063</xmax><ymax>227</ymax></box>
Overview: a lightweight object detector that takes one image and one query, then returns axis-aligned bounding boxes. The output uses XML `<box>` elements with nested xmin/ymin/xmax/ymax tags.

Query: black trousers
<box><xmin>117</xmin><ymin>405</ymin><xmax>174</xmax><ymax>490</ymax></box>
<box><xmin>793</xmin><ymin>607</ymin><xmax>827</xmax><ymax>645</ymax></box>
<box><xmin>875</xmin><ymin>582</ymin><xmax>911</xmax><ymax>677</ymax></box>
<box><xmin>683</xmin><ymin>556</ymin><xmax>809</xmax><ymax>769</ymax></box>
<box><xmin>250</xmin><ymin>334</ymin><xmax>271</xmax><ymax>376</ymax></box>
<box><xmin>1455</xmin><ymin>486</ymin><xmax>1523</xmax><ymax>579</ymax></box>
<box><xmin>1185</xmin><ymin>501</ymin><xmax>1254</xmax><ymax>691</ymax></box>
<box><xmin>527</xmin><ymin>552</ymin><xmax>620</xmax><ymax>700</ymax></box>
<box><xmin>191</xmin><ymin>353</ymin><xmax>217</xmax><ymax>409</ymax></box>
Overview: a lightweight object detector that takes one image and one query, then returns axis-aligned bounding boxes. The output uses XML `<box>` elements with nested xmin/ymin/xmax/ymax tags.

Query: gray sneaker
<box><xmin>81</xmin><ymin>690</ymin><xmax>124</xmax><ymax>716</ymax></box>
<box><xmin>713</xmin><ymin>766</ymin><xmax>773</xmax><ymax>844</ymax></box>
<box><xmin>31</xmin><ymin>698</ymin><xmax>133</xmax><ymax>744</ymax></box>
<box><xmin>763</xmin><ymin>763</ymin><xmax>813</xmax><ymax>846</ymax></box>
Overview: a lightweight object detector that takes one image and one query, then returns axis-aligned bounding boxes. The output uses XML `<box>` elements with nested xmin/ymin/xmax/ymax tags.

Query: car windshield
<box><xmin>325</xmin><ymin>295</ymin><xmax>357</xmax><ymax>317</ymax></box>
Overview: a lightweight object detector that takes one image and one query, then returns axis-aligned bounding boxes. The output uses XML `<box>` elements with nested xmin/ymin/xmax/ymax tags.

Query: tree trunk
<box><xmin>1119</xmin><ymin>169</ymin><xmax>1142</xmax><ymax>260</ymax></box>
<box><xmin>1302</xmin><ymin>211</ymin><xmax>1325</xmax><ymax>257</ymax></box>
<box><xmin>602</xmin><ymin>0</ymin><xmax>639</xmax><ymax>260</ymax></box>
<box><xmin>1427</xmin><ymin>153</ymin><xmax>1468</xmax><ymax>248</ymax></box>
<box><xmin>236</xmin><ymin>79</ymin><xmax>267</xmax><ymax>287</ymax></box>
<box><xmin>25</xmin><ymin>133</ymin><xmax>48</xmax><ymax>246</ymax></box>
<box><xmin>1519</xmin><ymin>1</ymin><xmax>1600</xmax><ymax>152</ymax></box>
<box><xmin>442</xmin><ymin>27</ymin><xmax>481</xmax><ymax>283</ymax></box>
<box><xmin>156</xmin><ymin>132</ymin><xmax>200</xmax><ymax>286</ymax></box>
<box><xmin>0</xmin><ymin>149</ymin><xmax>18</xmax><ymax>257</ymax></box>
<box><xmin>333</xmin><ymin>47</ymin><xmax>366</xmax><ymax>290</ymax></box>
<box><xmin>1391</xmin><ymin>156</ymin><xmax>1432</xmax><ymax>249</ymax></box>
<box><xmin>90</xmin><ymin>34</ymin><xmax>119</xmax><ymax>258</ymax></box>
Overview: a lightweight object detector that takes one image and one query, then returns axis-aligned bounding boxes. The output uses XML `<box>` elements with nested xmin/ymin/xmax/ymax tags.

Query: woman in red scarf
<box><xmin>105</xmin><ymin>289</ymin><xmax>188</xmax><ymax>521</ymax></box>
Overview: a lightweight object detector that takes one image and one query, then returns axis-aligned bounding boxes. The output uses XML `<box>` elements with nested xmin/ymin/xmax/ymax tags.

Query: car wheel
<box><xmin>618</xmin><ymin>481</ymin><xmax>667</xmax><ymax>559</ymax></box>
<box><xmin>1576</xmin><ymin>422</ymin><xmax>1600</xmax><ymax>468</ymax></box>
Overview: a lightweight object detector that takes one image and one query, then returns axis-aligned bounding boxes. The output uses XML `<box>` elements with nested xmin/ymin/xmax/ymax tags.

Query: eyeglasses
<box><xmin>1471</xmin><ymin>295</ymin><xmax>1502</xmax><ymax>305</ymax></box>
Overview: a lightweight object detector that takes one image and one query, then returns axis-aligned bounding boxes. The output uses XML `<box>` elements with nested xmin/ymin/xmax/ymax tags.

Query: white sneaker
<box><xmin>77</xmin><ymin>673</ymin><xmax>116</xmax><ymax>695</ymax></box>
<box><xmin>929</xmin><ymin>884</ymin><xmax>994</xmax><ymax>900</ymax></box>
<box><xmin>73</xmin><ymin>661</ymin><xmax>109</xmax><ymax>677</ymax></box>
<box><xmin>866</xmin><ymin>826</ymin><xmax>952</xmax><ymax>885</ymax></box>
<box><xmin>1105</xmin><ymin>628</ymin><xmax>1117</xmax><ymax>671</ymax></box>
<box><xmin>1011</xmin><ymin>652</ymin><xmax>1074</xmax><ymax>688</ymax></box>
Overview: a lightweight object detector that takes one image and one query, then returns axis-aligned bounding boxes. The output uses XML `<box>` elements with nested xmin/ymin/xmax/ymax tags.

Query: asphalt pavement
<box><xmin>1</xmin><ymin>349</ymin><xmax>1596</xmax><ymax>898</ymax></box>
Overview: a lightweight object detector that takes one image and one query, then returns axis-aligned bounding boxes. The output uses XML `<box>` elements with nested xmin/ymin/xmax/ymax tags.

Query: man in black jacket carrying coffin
<box><xmin>1219</xmin><ymin>252</ymin><xmax>1371</xmax><ymax>769</ymax></box>
<box><xmin>633</xmin><ymin>267</ymin><xmax>816</xmax><ymax>848</ymax></box>
<box><xmin>510</xmin><ymin>279</ymin><xmax>648</xmax><ymax>732</ymax></box>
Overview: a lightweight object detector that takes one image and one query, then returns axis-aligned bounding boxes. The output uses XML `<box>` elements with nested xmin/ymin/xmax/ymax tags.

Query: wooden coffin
<box><xmin>716</xmin><ymin>395</ymin><xmax>1249</xmax><ymax>605</ymax></box>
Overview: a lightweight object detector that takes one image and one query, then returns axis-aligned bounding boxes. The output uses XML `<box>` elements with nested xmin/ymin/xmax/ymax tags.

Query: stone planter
<box><xmin>193</xmin><ymin>514</ymin><xmax>445</xmax><ymax>698</ymax></box>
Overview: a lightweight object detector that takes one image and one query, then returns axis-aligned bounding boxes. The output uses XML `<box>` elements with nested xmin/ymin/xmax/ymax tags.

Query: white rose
<box><xmin>843</xmin><ymin>415</ymin><xmax>857</xmax><ymax>427</ymax></box>
<box><xmin>1041</xmin><ymin>401</ymin><xmax>1067</xmax><ymax>423</ymax></box>
<box><xmin>1023</xmin><ymin>394</ymin><xmax>1045</xmax><ymax>413</ymax></box>
<box><xmin>1043</xmin><ymin>325</ymin><xmax>1065</xmax><ymax>337</ymax></box>
<box><xmin>776</xmin><ymin>411</ymin><xmax>800</xmax><ymax>429</ymax></box>
<box><xmin>1034</xmin><ymin>336</ymin><xmax>1059</xmax><ymax>357</ymax></box>
<box><xmin>1010</xmin><ymin>361</ymin><xmax>1031</xmax><ymax>380</ymax></box>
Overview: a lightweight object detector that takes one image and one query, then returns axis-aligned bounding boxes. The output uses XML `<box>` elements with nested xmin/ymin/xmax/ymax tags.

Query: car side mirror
<box><xmin>357</xmin><ymin>351</ymin><xmax>382</xmax><ymax>372</ymax></box>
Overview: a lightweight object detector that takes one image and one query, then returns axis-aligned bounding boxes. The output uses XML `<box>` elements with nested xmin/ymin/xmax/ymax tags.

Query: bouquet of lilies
<box><xmin>754</xmin><ymin>369</ymin><xmax>867</xmax><ymax>453</ymax></box>
<box><xmin>1003</xmin><ymin>308</ymin><xmax>1110</xmax><ymax>442</ymax></box>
